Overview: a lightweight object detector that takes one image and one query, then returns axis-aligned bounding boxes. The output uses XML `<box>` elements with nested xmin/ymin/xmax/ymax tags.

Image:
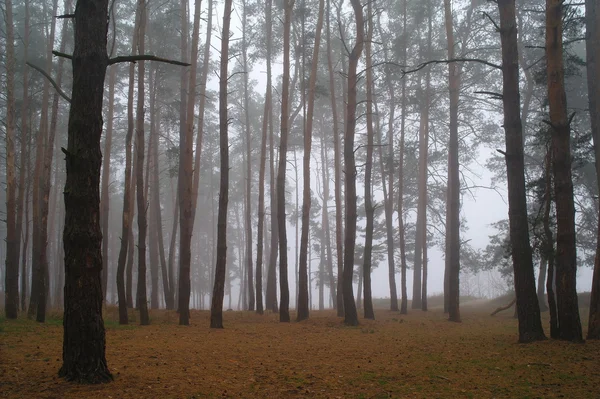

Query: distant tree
<box><xmin>545</xmin><ymin>0</ymin><xmax>583</xmax><ymax>342</ymax></box>
<box><xmin>342</xmin><ymin>0</ymin><xmax>364</xmax><ymax>327</ymax></box>
<box><xmin>210</xmin><ymin>0</ymin><xmax>233</xmax><ymax>329</ymax></box>
<box><xmin>497</xmin><ymin>0</ymin><xmax>546</xmax><ymax>343</ymax></box>
<box><xmin>585</xmin><ymin>0</ymin><xmax>600</xmax><ymax>340</ymax></box>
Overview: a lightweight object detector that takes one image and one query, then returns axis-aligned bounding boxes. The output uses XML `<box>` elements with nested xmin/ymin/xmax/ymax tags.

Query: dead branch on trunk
<box><xmin>490</xmin><ymin>297</ymin><xmax>516</xmax><ymax>316</ymax></box>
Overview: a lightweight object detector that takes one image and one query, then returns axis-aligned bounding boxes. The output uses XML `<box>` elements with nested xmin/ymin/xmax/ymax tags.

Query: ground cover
<box><xmin>1</xmin><ymin>302</ymin><xmax>598</xmax><ymax>398</ymax></box>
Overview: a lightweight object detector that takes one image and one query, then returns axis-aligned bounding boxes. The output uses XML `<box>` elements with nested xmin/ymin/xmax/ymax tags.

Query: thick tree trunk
<box><xmin>544</xmin><ymin>149</ymin><xmax>558</xmax><ymax>338</ymax></box>
<box><xmin>546</xmin><ymin>0</ymin><xmax>583</xmax><ymax>342</ymax></box>
<box><xmin>3</xmin><ymin>0</ymin><xmax>19</xmax><ymax>319</ymax></box>
<box><xmin>342</xmin><ymin>0</ymin><xmax>364</xmax><ymax>327</ymax></box>
<box><xmin>497</xmin><ymin>0</ymin><xmax>546</xmax><ymax>343</ymax></box>
<box><xmin>210</xmin><ymin>0</ymin><xmax>232</xmax><ymax>328</ymax></box>
<box><xmin>58</xmin><ymin>0</ymin><xmax>111</xmax><ymax>382</ymax></box>
<box><xmin>585</xmin><ymin>0</ymin><xmax>600</xmax><ymax>340</ymax></box>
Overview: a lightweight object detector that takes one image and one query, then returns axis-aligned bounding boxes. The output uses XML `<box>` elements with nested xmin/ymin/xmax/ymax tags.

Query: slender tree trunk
<box><xmin>585</xmin><ymin>0</ymin><xmax>600</xmax><ymax>340</ymax></box>
<box><xmin>321</xmin><ymin>128</ymin><xmax>336</xmax><ymax>308</ymax></box>
<box><xmin>256</xmin><ymin>0</ymin><xmax>271</xmax><ymax>315</ymax></box>
<box><xmin>362</xmin><ymin>0</ymin><xmax>375</xmax><ymax>320</ymax></box>
<box><xmin>178</xmin><ymin>0</ymin><xmax>202</xmax><ymax>325</ymax></box>
<box><xmin>398</xmin><ymin>0</ymin><xmax>409</xmax><ymax>315</ymax></box>
<box><xmin>537</xmin><ymin>258</ymin><xmax>548</xmax><ymax>312</ymax></box>
<box><xmin>443</xmin><ymin>0</ymin><xmax>461</xmax><ymax>322</ymax></box>
<box><xmin>210</xmin><ymin>0</ymin><xmax>233</xmax><ymax>328</ymax></box>
<box><xmin>276</xmin><ymin>0</ymin><xmax>295</xmax><ymax>323</ymax></box>
<box><xmin>3</xmin><ymin>0</ymin><xmax>19</xmax><ymax>319</ymax></box>
<box><xmin>59</xmin><ymin>0</ymin><xmax>111</xmax><ymax>382</ymax></box>
<box><xmin>497</xmin><ymin>0</ymin><xmax>546</xmax><ymax>343</ymax></box>
<box><xmin>15</xmin><ymin>0</ymin><xmax>31</xmax><ymax>313</ymax></box>
<box><xmin>325</xmin><ymin>0</ymin><xmax>344</xmax><ymax>317</ymax></box>
<box><xmin>296</xmin><ymin>0</ymin><xmax>324</xmax><ymax>321</ymax></box>
<box><xmin>342</xmin><ymin>0</ymin><xmax>364</xmax><ymax>327</ymax></box>
<box><xmin>135</xmin><ymin>0</ymin><xmax>150</xmax><ymax>325</ymax></box>
<box><xmin>116</xmin><ymin>3</ymin><xmax>141</xmax><ymax>323</ymax></box>
<box><xmin>101</xmin><ymin>64</ymin><xmax>116</xmax><ymax>302</ymax></box>
<box><xmin>546</xmin><ymin>0</ymin><xmax>583</xmax><ymax>342</ymax></box>
<box><xmin>21</xmin><ymin>145</ymin><xmax>32</xmax><ymax>312</ymax></box>
<box><xmin>544</xmin><ymin>147</ymin><xmax>559</xmax><ymax>337</ymax></box>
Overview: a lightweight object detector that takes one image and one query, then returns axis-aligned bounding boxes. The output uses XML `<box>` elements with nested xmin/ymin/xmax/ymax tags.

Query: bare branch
<box><xmin>26</xmin><ymin>61</ymin><xmax>71</xmax><ymax>103</ymax></box>
<box><xmin>108</xmin><ymin>54</ymin><xmax>190</xmax><ymax>66</ymax></box>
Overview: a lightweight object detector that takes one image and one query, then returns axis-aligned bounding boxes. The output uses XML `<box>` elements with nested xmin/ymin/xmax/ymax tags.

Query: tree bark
<box><xmin>546</xmin><ymin>0</ymin><xmax>583</xmax><ymax>342</ymax></box>
<box><xmin>101</xmin><ymin>64</ymin><xmax>116</xmax><ymax>302</ymax></box>
<box><xmin>276</xmin><ymin>0</ymin><xmax>295</xmax><ymax>323</ymax></box>
<box><xmin>362</xmin><ymin>0</ymin><xmax>375</xmax><ymax>320</ymax></box>
<box><xmin>497</xmin><ymin>0</ymin><xmax>546</xmax><ymax>343</ymax></box>
<box><xmin>3</xmin><ymin>0</ymin><xmax>19</xmax><ymax>319</ymax></box>
<box><xmin>135</xmin><ymin>0</ymin><xmax>150</xmax><ymax>325</ymax></box>
<box><xmin>544</xmin><ymin>147</ymin><xmax>559</xmax><ymax>338</ymax></box>
<box><xmin>342</xmin><ymin>0</ymin><xmax>364</xmax><ymax>327</ymax></box>
<box><xmin>210</xmin><ymin>0</ymin><xmax>233</xmax><ymax>328</ymax></box>
<box><xmin>178</xmin><ymin>0</ymin><xmax>202</xmax><ymax>325</ymax></box>
<box><xmin>326</xmin><ymin>0</ymin><xmax>344</xmax><ymax>316</ymax></box>
<box><xmin>398</xmin><ymin>0</ymin><xmax>409</xmax><ymax>315</ymax></box>
<box><xmin>116</xmin><ymin>3</ymin><xmax>141</xmax><ymax>323</ymax></box>
<box><xmin>321</xmin><ymin>127</ymin><xmax>337</xmax><ymax>308</ymax></box>
<box><xmin>58</xmin><ymin>0</ymin><xmax>112</xmax><ymax>382</ymax></box>
<box><xmin>443</xmin><ymin>0</ymin><xmax>461</xmax><ymax>321</ymax></box>
<box><xmin>585</xmin><ymin>0</ymin><xmax>600</xmax><ymax>340</ymax></box>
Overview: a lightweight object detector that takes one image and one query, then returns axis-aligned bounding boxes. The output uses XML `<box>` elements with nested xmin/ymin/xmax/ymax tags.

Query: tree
<box><xmin>277</xmin><ymin>0</ymin><xmax>295</xmax><ymax>323</ymax></box>
<box><xmin>545</xmin><ymin>0</ymin><xmax>583</xmax><ymax>342</ymax></box>
<box><xmin>342</xmin><ymin>0</ymin><xmax>364</xmax><ymax>327</ymax></box>
<box><xmin>362</xmin><ymin>0</ymin><xmax>375</xmax><ymax>321</ymax></box>
<box><xmin>497</xmin><ymin>0</ymin><xmax>546</xmax><ymax>343</ymax></box>
<box><xmin>59</xmin><ymin>0</ymin><xmax>112</xmax><ymax>382</ymax></box>
<box><xmin>135</xmin><ymin>0</ymin><xmax>150</xmax><ymax>325</ymax></box>
<box><xmin>3</xmin><ymin>0</ymin><xmax>19</xmax><ymax>320</ymax></box>
<box><xmin>585</xmin><ymin>0</ymin><xmax>600</xmax><ymax>340</ymax></box>
<box><xmin>210</xmin><ymin>0</ymin><xmax>233</xmax><ymax>329</ymax></box>
<box><xmin>443</xmin><ymin>0</ymin><xmax>460</xmax><ymax>322</ymax></box>
<box><xmin>297</xmin><ymin>0</ymin><xmax>325</xmax><ymax>322</ymax></box>
<box><xmin>325</xmin><ymin>0</ymin><xmax>344</xmax><ymax>316</ymax></box>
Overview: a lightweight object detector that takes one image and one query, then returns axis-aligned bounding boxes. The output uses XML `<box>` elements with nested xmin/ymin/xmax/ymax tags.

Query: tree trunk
<box><xmin>585</xmin><ymin>0</ymin><xmax>600</xmax><ymax>340</ymax></box>
<box><xmin>178</xmin><ymin>0</ymin><xmax>202</xmax><ymax>325</ymax></box>
<box><xmin>342</xmin><ymin>0</ymin><xmax>364</xmax><ymax>327</ymax></box>
<box><xmin>58</xmin><ymin>0</ymin><xmax>112</xmax><ymax>382</ymax></box>
<box><xmin>544</xmin><ymin>149</ymin><xmax>558</xmax><ymax>337</ymax></box>
<box><xmin>101</xmin><ymin>64</ymin><xmax>116</xmax><ymax>302</ymax></box>
<box><xmin>546</xmin><ymin>0</ymin><xmax>583</xmax><ymax>342</ymax></box>
<box><xmin>210</xmin><ymin>0</ymin><xmax>233</xmax><ymax>328</ymax></box>
<box><xmin>497</xmin><ymin>0</ymin><xmax>546</xmax><ymax>343</ymax></box>
<box><xmin>537</xmin><ymin>257</ymin><xmax>548</xmax><ymax>312</ymax></box>
<box><xmin>276</xmin><ymin>0</ymin><xmax>295</xmax><ymax>323</ymax></box>
<box><xmin>321</xmin><ymin>128</ymin><xmax>336</xmax><ymax>308</ymax></box>
<box><xmin>116</xmin><ymin>3</ymin><xmax>141</xmax><ymax>323</ymax></box>
<box><xmin>362</xmin><ymin>0</ymin><xmax>375</xmax><ymax>320</ymax></box>
<box><xmin>325</xmin><ymin>0</ymin><xmax>344</xmax><ymax>317</ymax></box>
<box><xmin>443</xmin><ymin>0</ymin><xmax>461</xmax><ymax>322</ymax></box>
<box><xmin>3</xmin><ymin>0</ymin><xmax>19</xmax><ymax>319</ymax></box>
<box><xmin>135</xmin><ymin>0</ymin><xmax>150</xmax><ymax>325</ymax></box>
<box><xmin>296</xmin><ymin>0</ymin><xmax>324</xmax><ymax>321</ymax></box>
<box><xmin>398</xmin><ymin>0</ymin><xmax>409</xmax><ymax>315</ymax></box>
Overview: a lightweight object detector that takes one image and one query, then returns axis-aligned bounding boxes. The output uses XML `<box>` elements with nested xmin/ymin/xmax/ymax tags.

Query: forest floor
<box><xmin>1</xmin><ymin>299</ymin><xmax>598</xmax><ymax>399</ymax></box>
